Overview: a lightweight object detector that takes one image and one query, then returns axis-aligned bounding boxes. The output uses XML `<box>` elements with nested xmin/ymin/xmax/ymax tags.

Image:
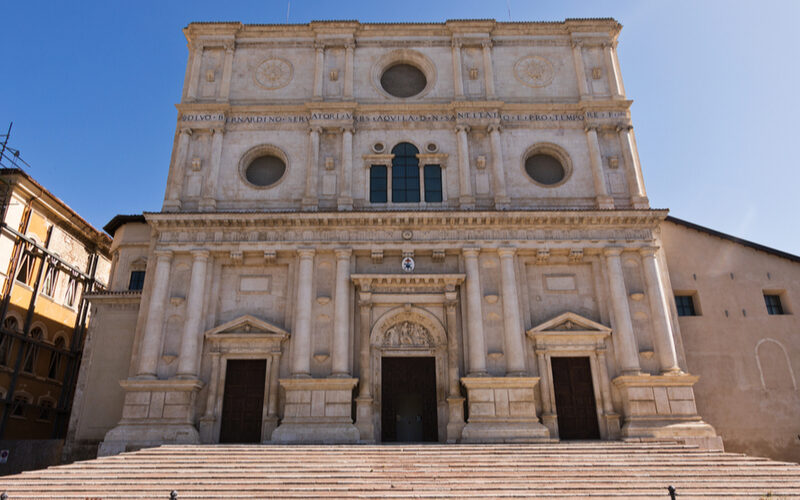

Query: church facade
<box><xmin>64</xmin><ymin>19</ymin><xmax>799</xmax><ymax>460</ymax></box>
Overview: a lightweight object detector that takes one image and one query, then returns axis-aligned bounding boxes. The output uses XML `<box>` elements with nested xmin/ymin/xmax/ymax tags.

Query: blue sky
<box><xmin>1</xmin><ymin>1</ymin><xmax>798</xmax><ymax>254</ymax></box>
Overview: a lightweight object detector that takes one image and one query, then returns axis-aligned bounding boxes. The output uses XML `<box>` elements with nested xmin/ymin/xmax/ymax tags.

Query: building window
<box><xmin>38</xmin><ymin>399</ymin><xmax>54</xmax><ymax>422</ymax></box>
<box><xmin>128</xmin><ymin>270</ymin><xmax>146</xmax><ymax>291</ymax></box>
<box><xmin>11</xmin><ymin>394</ymin><xmax>28</xmax><ymax>417</ymax></box>
<box><xmin>391</xmin><ymin>142</ymin><xmax>420</xmax><ymax>203</ymax></box>
<box><xmin>22</xmin><ymin>327</ymin><xmax>43</xmax><ymax>374</ymax></box>
<box><xmin>41</xmin><ymin>261</ymin><xmax>58</xmax><ymax>297</ymax></box>
<box><xmin>380</xmin><ymin>63</ymin><xmax>427</xmax><ymax>98</ymax></box>
<box><xmin>675</xmin><ymin>295</ymin><xmax>697</xmax><ymax>317</ymax></box>
<box><xmin>15</xmin><ymin>248</ymin><xmax>35</xmax><ymax>285</ymax></box>
<box><xmin>48</xmin><ymin>337</ymin><xmax>66</xmax><ymax>379</ymax></box>
<box><xmin>370</xmin><ymin>165</ymin><xmax>388</xmax><ymax>203</ymax></box>
<box><xmin>64</xmin><ymin>274</ymin><xmax>79</xmax><ymax>307</ymax></box>
<box><xmin>423</xmin><ymin>165</ymin><xmax>442</xmax><ymax>203</ymax></box>
<box><xmin>0</xmin><ymin>316</ymin><xmax>17</xmax><ymax>366</ymax></box>
<box><xmin>764</xmin><ymin>294</ymin><xmax>785</xmax><ymax>315</ymax></box>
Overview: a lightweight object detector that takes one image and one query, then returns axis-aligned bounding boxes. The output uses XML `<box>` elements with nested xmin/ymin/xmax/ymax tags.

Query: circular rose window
<box><xmin>524</xmin><ymin>153</ymin><xmax>566</xmax><ymax>185</ymax></box>
<box><xmin>244</xmin><ymin>155</ymin><xmax>286</xmax><ymax>187</ymax></box>
<box><xmin>380</xmin><ymin>63</ymin><xmax>427</xmax><ymax>98</ymax></box>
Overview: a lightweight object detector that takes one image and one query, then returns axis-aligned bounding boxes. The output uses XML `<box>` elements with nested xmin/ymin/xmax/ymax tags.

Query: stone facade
<box><xmin>67</xmin><ymin>18</ymin><xmax>791</xmax><ymax>458</ymax></box>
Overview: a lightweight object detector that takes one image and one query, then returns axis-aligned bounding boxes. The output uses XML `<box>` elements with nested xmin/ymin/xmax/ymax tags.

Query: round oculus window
<box><xmin>244</xmin><ymin>155</ymin><xmax>286</xmax><ymax>187</ymax></box>
<box><xmin>524</xmin><ymin>153</ymin><xmax>566</xmax><ymax>185</ymax></box>
<box><xmin>380</xmin><ymin>63</ymin><xmax>427</xmax><ymax>98</ymax></box>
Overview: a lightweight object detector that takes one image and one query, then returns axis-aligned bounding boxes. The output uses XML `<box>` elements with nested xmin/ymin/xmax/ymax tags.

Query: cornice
<box><xmin>144</xmin><ymin>209</ymin><xmax>669</xmax><ymax>232</ymax></box>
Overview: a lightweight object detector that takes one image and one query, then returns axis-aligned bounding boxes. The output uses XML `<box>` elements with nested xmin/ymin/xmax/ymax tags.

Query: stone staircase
<box><xmin>2</xmin><ymin>442</ymin><xmax>800</xmax><ymax>498</ymax></box>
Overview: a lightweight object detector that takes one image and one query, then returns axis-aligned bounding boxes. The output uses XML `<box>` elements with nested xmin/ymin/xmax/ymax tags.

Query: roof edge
<box><xmin>104</xmin><ymin>214</ymin><xmax>147</xmax><ymax>237</ymax></box>
<box><xmin>665</xmin><ymin>216</ymin><xmax>800</xmax><ymax>263</ymax></box>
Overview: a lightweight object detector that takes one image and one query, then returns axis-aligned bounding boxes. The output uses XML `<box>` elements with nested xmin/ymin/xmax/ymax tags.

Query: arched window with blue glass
<box><xmin>369</xmin><ymin>142</ymin><xmax>443</xmax><ymax>205</ymax></box>
<box><xmin>391</xmin><ymin>142</ymin><xmax>420</xmax><ymax>203</ymax></box>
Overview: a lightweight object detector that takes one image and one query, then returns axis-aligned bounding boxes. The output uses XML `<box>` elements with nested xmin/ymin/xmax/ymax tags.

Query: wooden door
<box><xmin>381</xmin><ymin>357</ymin><xmax>437</xmax><ymax>442</ymax></box>
<box><xmin>219</xmin><ymin>359</ymin><xmax>266</xmax><ymax>443</ymax></box>
<box><xmin>551</xmin><ymin>356</ymin><xmax>600</xmax><ymax>440</ymax></box>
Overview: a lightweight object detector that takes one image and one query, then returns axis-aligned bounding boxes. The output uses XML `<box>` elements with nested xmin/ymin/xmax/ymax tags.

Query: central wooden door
<box><xmin>381</xmin><ymin>357</ymin><xmax>437</xmax><ymax>442</ymax></box>
<box><xmin>219</xmin><ymin>359</ymin><xmax>266</xmax><ymax>443</ymax></box>
<box><xmin>551</xmin><ymin>356</ymin><xmax>600</xmax><ymax>440</ymax></box>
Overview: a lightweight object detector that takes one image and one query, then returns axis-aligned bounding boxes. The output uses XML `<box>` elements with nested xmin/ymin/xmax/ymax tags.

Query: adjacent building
<box><xmin>64</xmin><ymin>19</ymin><xmax>799</xmax><ymax>463</ymax></box>
<box><xmin>0</xmin><ymin>168</ymin><xmax>111</xmax><ymax>445</ymax></box>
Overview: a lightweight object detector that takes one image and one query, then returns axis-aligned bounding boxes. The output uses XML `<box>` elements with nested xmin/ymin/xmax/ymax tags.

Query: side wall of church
<box><xmin>661</xmin><ymin>221</ymin><xmax>800</xmax><ymax>462</ymax></box>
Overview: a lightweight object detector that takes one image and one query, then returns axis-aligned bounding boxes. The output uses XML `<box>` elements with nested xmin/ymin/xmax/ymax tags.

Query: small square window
<box><xmin>675</xmin><ymin>295</ymin><xmax>697</xmax><ymax>316</ymax></box>
<box><xmin>128</xmin><ymin>270</ymin><xmax>146</xmax><ymax>291</ymax></box>
<box><xmin>764</xmin><ymin>294</ymin><xmax>785</xmax><ymax>315</ymax></box>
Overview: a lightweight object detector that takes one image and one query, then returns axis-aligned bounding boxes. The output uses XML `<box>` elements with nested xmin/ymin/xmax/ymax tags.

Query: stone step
<box><xmin>3</xmin><ymin>442</ymin><xmax>799</xmax><ymax>499</ymax></box>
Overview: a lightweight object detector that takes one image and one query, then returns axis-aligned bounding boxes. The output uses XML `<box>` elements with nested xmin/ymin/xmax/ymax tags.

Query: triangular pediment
<box><xmin>527</xmin><ymin>312</ymin><xmax>611</xmax><ymax>335</ymax></box>
<box><xmin>205</xmin><ymin>314</ymin><xmax>289</xmax><ymax>338</ymax></box>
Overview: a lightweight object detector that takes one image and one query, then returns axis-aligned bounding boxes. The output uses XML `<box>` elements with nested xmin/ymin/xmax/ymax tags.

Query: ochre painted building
<box><xmin>64</xmin><ymin>19</ymin><xmax>799</xmax><ymax>463</ymax></box>
<box><xmin>0</xmin><ymin>168</ymin><xmax>111</xmax><ymax>444</ymax></box>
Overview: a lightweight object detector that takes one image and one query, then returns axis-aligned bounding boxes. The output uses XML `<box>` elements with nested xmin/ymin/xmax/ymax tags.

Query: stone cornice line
<box><xmin>144</xmin><ymin>209</ymin><xmax>668</xmax><ymax>232</ymax></box>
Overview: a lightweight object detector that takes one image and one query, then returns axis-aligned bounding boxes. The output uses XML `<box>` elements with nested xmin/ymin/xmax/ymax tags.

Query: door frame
<box><xmin>526</xmin><ymin>312</ymin><xmax>620</xmax><ymax>440</ymax></box>
<box><xmin>199</xmin><ymin>315</ymin><xmax>289</xmax><ymax>444</ymax></box>
<box><xmin>369</xmin><ymin>306</ymin><xmax>449</xmax><ymax>443</ymax></box>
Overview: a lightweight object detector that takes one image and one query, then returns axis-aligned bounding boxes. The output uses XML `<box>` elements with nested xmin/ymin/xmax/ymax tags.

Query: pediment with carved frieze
<box><xmin>204</xmin><ymin>314</ymin><xmax>289</xmax><ymax>340</ymax></box>
<box><xmin>526</xmin><ymin>312</ymin><xmax>610</xmax><ymax>349</ymax></box>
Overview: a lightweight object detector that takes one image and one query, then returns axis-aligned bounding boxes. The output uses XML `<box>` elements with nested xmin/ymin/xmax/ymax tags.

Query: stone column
<box><xmin>290</xmin><ymin>249</ymin><xmax>315</xmax><ymax>377</ymax></box>
<box><xmin>481</xmin><ymin>41</ymin><xmax>495</xmax><ymax>99</ymax></box>
<box><xmin>218</xmin><ymin>41</ymin><xmax>235</xmax><ymax>101</ymax></box>
<box><xmin>338</xmin><ymin>127</ymin><xmax>354</xmax><ymax>210</ymax></box>
<box><xmin>267</xmin><ymin>351</ymin><xmax>281</xmax><ymax>416</ymax></box>
<box><xmin>344</xmin><ymin>42</ymin><xmax>355</xmax><ymax>99</ymax></box>
<box><xmin>498</xmin><ymin>247</ymin><xmax>526</xmax><ymax>375</ymax></box>
<box><xmin>445</xmin><ymin>295</ymin><xmax>465</xmax><ymax>443</ymax></box>
<box><xmin>185</xmin><ymin>41</ymin><xmax>203</xmax><ymax>101</ymax></box>
<box><xmin>331</xmin><ymin>248</ymin><xmax>352</xmax><ymax>377</ymax></box>
<box><xmin>451</xmin><ymin>40</ymin><xmax>464</xmax><ymax>99</ymax></box>
<box><xmin>640</xmin><ymin>247</ymin><xmax>681</xmax><ymax>374</ymax></box>
<box><xmin>571</xmin><ymin>40</ymin><xmax>590</xmax><ymax>99</ymax></box>
<box><xmin>463</xmin><ymin>247</ymin><xmax>487</xmax><ymax>376</ymax></box>
<box><xmin>136</xmin><ymin>250</ymin><xmax>173</xmax><ymax>378</ymax></box>
<box><xmin>313</xmin><ymin>42</ymin><xmax>324</xmax><ymax>100</ymax></box>
<box><xmin>200</xmin><ymin>128</ymin><xmax>223</xmax><ymax>211</ymax></box>
<box><xmin>617</xmin><ymin>124</ymin><xmax>649</xmax><ymax>208</ymax></box>
<box><xmin>603</xmin><ymin>41</ymin><xmax>624</xmax><ymax>99</ymax></box>
<box><xmin>604</xmin><ymin>248</ymin><xmax>641</xmax><ymax>375</ymax></box>
<box><xmin>536</xmin><ymin>349</ymin><xmax>552</xmax><ymax>415</ymax></box>
<box><xmin>355</xmin><ymin>290</ymin><xmax>374</xmax><ymax>442</ymax></box>
<box><xmin>163</xmin><ymin>128</ymin><xmax>191</xmax><ymax>211</ymax></box>
<box><xmin>585</xmin><ymin>125</ymin><xmax>614</xmax><ymax>209</ymax></box>
<box><xmin>595</xmin><ymin>346</ymin><xmax>615</xmax><ymax>416</ymax></box>
<box><xmin>302</xmin><ymin>126</ymin><xmax>321</xmax><ymax>210</ymax></box>
<box><xmin>455</xmin><ymin>125</ymin><xmax>474</xmax><ymax>208</ymax></box>
<box><xmin>176</xmin><ymin>250</ymin><xmax>210</xmax><ymax>379</ymax></box>
<box><xmin>487</xmin><ymin>123</ymin><xmax>509</xmax><ymax>209</ymax></box>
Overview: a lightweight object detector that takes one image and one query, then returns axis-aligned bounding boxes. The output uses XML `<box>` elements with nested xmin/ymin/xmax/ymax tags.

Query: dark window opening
<box><xmin>675</xmin><ymin>295</ymin><xmax>697</xmax><ymax>317</ymax></box>
<box><xmin>423</xmin><ymin>165</ymin><xmax>442</xmax><ymax>203</ymax></box>
<box><xmin>391</xmin><ymin>142</ymin><xmax>420</xmax><ymax>203</ymax></box>
<box><xmin>764</xmin><ymin>294</ymin><xmax>785</xmax><ymax>315</ymax></box>
<box><xmin>129</xmin><ymin>270</ymin><xmax>146</xmax><ymax>291</ymax></box>
<box><xmin>370</xmin><ymin>165</ymin><xmax>388</xmax><ymax>203</ymax></box>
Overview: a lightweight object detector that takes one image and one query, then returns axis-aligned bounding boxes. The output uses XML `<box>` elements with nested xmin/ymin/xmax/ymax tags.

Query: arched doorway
<box><xmin>370</xmin><ymin>306</ymin><xmax>449</xmax><ymax>442</ymax></box>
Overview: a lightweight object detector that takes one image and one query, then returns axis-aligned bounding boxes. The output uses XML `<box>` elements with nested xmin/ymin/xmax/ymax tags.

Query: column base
<box><xmin>459</xmin><ymin>195</ymin><xmax>475</xmax><ymax>209</ymax></box>
<box><xmin>446</xmin><ymin>396</ymin><xmax>466</xmax><ymax>443</ymax></box>
<box><xmin>337</xmin><ymin>196</ymin><xmax>353</xmax><ymax>211</ymax></box>
<box><xmin>613</xmin><ymin>373</ymin><xmax>722</xmax><ymax>450</ymax></box>
<box><xmin>301</xmin><ymin>198</ymin><xmax>319</xmax><ymax>211</ymax></box>
<box><xmin>162</xmin><ymin>200</ymin><xmax>182</xmax><ymax>212</ymax></box>
<box><xmin>460</xmin><ymin>376</ymin><xmax>551</xmax><ymax>443</ymax></box>
<box><xmin>271</xmin><ymin>378</ymin><xmax>359</xmax><ymax>444</ymax></box>
<box><xmin>632</xmin><ymin>195</ymin><xmax>650</xmax><ymax>209</ymax></box>
<box><xmin>98</xmin><ymin>379</ymin><xmax>204</xmax><ymax>456</ymax></box>
<box><xmin>597</xmin><ymin>195</ymin><xmax>615</xmax><ymax>210</ymax></box>
<box><xmin>355</xmin><ymin>395</ymin><xmax>376</xmax><ymax>443</ymax></box>
<box><xmin>198</xmin><ymin>198</ymin><xmax>217</xmax><ymax>211</ymax></box>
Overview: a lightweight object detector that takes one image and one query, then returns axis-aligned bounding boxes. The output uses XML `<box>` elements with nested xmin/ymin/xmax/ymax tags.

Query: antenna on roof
<box><xmin>286</xmin><ymin>1</ymin><xmax>291</xmax><ymax>23</ymax></box>
<box><xmin>506</xmin><ymin>0</ymin><xmax>512</xmax><ymax>21</ymax></box>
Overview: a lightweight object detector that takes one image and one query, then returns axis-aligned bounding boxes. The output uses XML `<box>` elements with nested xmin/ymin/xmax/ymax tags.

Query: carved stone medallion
<box><xmin>514</xmin><ymin>56</ymin><xmax>555</xmax><ymax>88</ymax></box>
<box><xmin>254</xmin><ymin>58</ymin><xmax>293</xmax><ymax>90</ymax></box>
<box><xmin>382</xmin><ymin>321</ymin><xmax>432</xmax><ymax>347</ymax></box>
